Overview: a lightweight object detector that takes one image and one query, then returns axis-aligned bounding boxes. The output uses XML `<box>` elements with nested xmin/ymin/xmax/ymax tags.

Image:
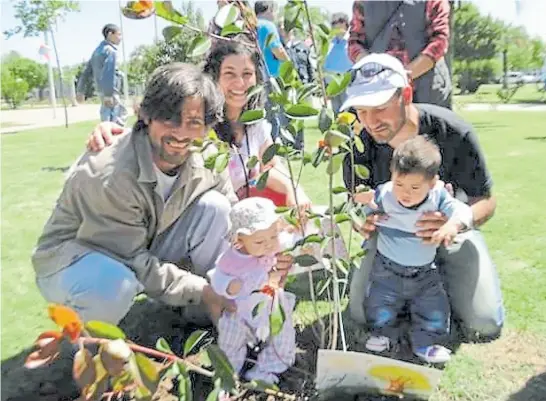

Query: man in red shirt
<box><xmin>348</xmin><ymin>1</ymin><xmax>452</xmax><ymax>108</ymax></box>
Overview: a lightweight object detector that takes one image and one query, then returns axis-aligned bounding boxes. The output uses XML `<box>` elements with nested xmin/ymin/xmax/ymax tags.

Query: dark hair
<box><xmin>254</xmin><ymin>1</ymin><xmax>275</xmax><ymax>15</ymax></box>
<box><xmin>390</xmin><ymin>136</ymin><xmax>441</xmax><ymax>180</ymax></box>
<box><xmin>331</xmin><ymin>12</ymin><xmax>349</xmax><ymax>27</ymax></box>
<box><xmin>102</xmin><ymin>23</ymin><xmax>119</xmax><ymax>39</ymax></box>
<box><xmin>203</xmin><ymin>37</ymin><xmax>265</xmax><ymax>146</ymax></box>
<box><xmin>137</xmin><ymin>63</ymin><xmax>224</xmax><ymax>129</ymax></box>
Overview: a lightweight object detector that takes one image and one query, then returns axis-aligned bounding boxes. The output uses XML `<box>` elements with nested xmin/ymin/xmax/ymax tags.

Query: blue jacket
<box><xmin>77</xmin><ymin>40</ymin><xmax>123</xmax><ymax>97</ymax></box>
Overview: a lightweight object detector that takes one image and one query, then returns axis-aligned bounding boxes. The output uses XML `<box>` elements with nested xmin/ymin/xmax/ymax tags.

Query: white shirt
<box><xmin>228</xmin><ymin>120</ymin><xmax>273</xmax><ymax>191</ymax></box>
<box><xmin>153</xmin><ymin>164</ymin><xmax>178</xmax><ymax>201</ymax></box>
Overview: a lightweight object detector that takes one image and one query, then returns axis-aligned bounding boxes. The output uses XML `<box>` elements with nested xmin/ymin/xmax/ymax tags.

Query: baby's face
<box><xmin>238</xmin><ymin>220</ymin><xmax>281</xmax><ymax>257</ymax></box>
<box><xmin>392</xmin><ymin>172</ymin><xmax>436</xmax><ymax>208</ymax></box>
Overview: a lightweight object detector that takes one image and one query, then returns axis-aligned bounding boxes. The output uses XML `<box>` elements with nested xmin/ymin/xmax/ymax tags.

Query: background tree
<box><xmin>4</xmin><ymin>0</ymin><xmax>80</xmax><ymax>126</ymax></box>
<box><xmin>1</xmin><ymin>67</ymin><xmax>29</xmax><ymax>109</ymax></box>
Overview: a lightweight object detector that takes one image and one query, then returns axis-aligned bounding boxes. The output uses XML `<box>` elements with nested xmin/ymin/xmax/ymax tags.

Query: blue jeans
<box><xmin>36</xmin><ymin>190</ymin><xmax>230</xmax><ymax>324</ymax></box>
<box><xmin>100</xmin><ymin>94</ymin><xmax>127</xmax><ymax>127</ymax></box>
<box><xmin>366</xmin><ymin>253</ymin><xmax>450</xmax><ymax>349</ymax></box>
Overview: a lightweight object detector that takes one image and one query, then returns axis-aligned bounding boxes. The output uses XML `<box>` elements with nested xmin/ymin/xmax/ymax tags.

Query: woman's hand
<box><xmin>86</xmin><ymin>122</ymin><xmax>125</xmax><ymax>152</ymax></box>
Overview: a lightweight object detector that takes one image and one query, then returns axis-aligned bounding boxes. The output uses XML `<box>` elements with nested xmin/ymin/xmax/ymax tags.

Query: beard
<box><xmin>150</xmin><ymin>135</ymin><xmax>189</xmax><ymax>166</ymax></box>
<box><xmin>371</xmin><ymin>102</ymin><xmax>407</xmax><ymax>145</ymax></box>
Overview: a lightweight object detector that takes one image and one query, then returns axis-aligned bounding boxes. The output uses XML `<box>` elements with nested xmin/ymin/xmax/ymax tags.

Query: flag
<box><xmin>38</xmin><ymin>44</ymin><xmax>50</xmax><ymax>61</ymax></box>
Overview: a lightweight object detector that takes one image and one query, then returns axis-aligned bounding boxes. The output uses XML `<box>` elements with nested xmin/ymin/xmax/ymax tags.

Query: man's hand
<box><xmin>415</xmin><ymin>212</ymin><xmax>448</xmax><ymax>244</ymax></box>
<box><xmin>103</xmin><ymin>96</ymin><xmax>115</xmax><ymax>108</ymax></box>
<box><xmin>352</xmin><ymin>213</ymin><xmax>385</xmax><ymax>239</ymax></box>
<box><xmin>86</xmin><ymin>122</ymin><xmax>125</xmax><ymax>152</ymax></box>
<box><xmin>226</xmin><ymin>279</ymin><xmax>242</xmax><ymax>296</ymax></box>
<box><xmin>430</xmin><ymin>221</ymin><xmax>459</xmax><ymax>247</ymax></box>
<box><xmin>201</xmin><ymin>285</ymin><xmax>236</xmax><ymax>322</ymax></box>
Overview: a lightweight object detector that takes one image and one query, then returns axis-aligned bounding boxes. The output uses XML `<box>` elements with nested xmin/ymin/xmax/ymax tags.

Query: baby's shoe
<box><xmin>414</xmin><ymin>345</ymin><xmax>452</xmax><ymax>363</ymax></box>
<box><xmin>365</xmin><ymin>335</ymin><xmax>391</xmax><ymax>352</ymax></box>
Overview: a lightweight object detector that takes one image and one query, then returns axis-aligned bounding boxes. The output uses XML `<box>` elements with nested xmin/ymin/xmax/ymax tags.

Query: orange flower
<box><xmin>48</xmin><ymin>304</ymin><xmax>83</xmax><ymax>343</ymax></box>
<box><xmin>318</xmin><ymin>139</ymin><xmax>326</xmax><ymax>149</ymax></box>
<box><xmin>260</xmin><ymin>285</ymin><xmax>276</xmax><ymax>297</ymax></box>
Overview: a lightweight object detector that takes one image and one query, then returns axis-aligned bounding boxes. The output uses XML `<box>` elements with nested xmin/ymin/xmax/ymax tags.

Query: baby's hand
<box><xmin>226</xmin><ymin>279</ymin><xmax>243</xmax><ymax>296</ymax></box>
<box><xmin>353</xmin><ymin>188</ymin><xmax>377</xmax><ymax>209</ymax></box>
<box><xmin>430</xmin><ymin>221</ymin><xmax>458</xmax><ymax>247</ymax></box>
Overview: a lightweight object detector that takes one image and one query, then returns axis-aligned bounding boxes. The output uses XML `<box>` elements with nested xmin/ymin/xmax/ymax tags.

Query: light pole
<box><xmin>118</xmin><ymin>0</ymin><xmax>130</xmax><ymax>107</ymax></box>
<box><xmin>43</xmin><ymin>31</ymin><xmax>57</xmax><ymax>118</ymax></box>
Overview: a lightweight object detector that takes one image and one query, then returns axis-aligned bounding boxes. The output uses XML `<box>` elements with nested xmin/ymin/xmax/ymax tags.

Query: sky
<box><xmin>1</xmin><ymin>0</ymin><xmax>545</xmax><ymax>67</ymax></box>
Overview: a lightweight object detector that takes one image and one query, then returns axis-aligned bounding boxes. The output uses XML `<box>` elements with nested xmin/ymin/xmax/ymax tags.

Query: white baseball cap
<box><xmin>340</xmin><ymin>53</ymin><xmax>409</xmax><ymax>111</ymax></box>
<box><xmin>229</xmin><ymin>197</ymin><xmax>279</xmax><ymax>238</ymax></box>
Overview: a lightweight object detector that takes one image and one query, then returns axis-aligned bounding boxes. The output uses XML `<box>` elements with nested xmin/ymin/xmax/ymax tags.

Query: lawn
<box><xmin>453</xmin><ymin>83</ymin><xmax>546</xmax><ymax>106</ymax></box>
<box><xmin>1</xmin><ymin>112</ymin><xmax>546</xmax><ymax>400</ymax></box>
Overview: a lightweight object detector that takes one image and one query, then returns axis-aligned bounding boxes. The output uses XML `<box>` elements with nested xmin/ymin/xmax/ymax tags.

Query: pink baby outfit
<box><xmin>208</xmin><ymin>247</ymin><xmax>296</xmax><ymax>384</ymax></box>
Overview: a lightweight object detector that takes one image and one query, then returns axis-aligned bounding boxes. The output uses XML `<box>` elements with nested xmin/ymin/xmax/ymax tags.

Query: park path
<box><xmin>0</xmin><ymin>103</ymin><xmax>134</xmax><ymax>135</ymax></box>
<box><xmin>1</xmin><ymin>102</ymin><xmax>544</xmax><ymax>135</ymax></box>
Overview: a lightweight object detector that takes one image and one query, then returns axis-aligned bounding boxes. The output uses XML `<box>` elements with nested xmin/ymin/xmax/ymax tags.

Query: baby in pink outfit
<box><xmin>208</xmin><ymin>197</ymin><xmax>296</xmax><ymax>384</ymax></box>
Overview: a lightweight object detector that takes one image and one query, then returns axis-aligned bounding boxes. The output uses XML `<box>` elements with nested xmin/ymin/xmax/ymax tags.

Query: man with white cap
<box><xmin>343</xmin><ymin>53</ymin><xmax>505</xmax><ymax>343</ymax></box>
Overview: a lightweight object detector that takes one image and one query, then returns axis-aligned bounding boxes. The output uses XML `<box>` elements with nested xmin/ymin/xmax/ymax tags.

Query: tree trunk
<box><xmin>49</xmin><ymin>27</ymin><xmax>69</xmax><ymax>128</ymax></box>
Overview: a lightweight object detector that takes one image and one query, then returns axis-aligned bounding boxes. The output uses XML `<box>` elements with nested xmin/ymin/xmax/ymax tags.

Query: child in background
<box><xmin>208</xmin><ymin>197</ymin><xmax>296</xmax><ymax>384</ymax></box>
<box><xmin>355</xmin><ymin>136</ymin><xmax>474</xmax><ymax>363</ymax></box>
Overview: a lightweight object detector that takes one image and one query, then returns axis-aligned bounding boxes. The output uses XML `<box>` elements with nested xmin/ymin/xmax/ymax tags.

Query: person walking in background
<box><xmin>76</xmin><ymin>23</ymin><xmax>128</xmax><ymax>126</ymax></box>
<box><xmin>348</xmin><ymin>0</ymin><xmax>452</xmax><ymax>108</ymax></box>
<box><xmin>255</xmin><ymin>1</ymin><xmax>290</xmax><ymax>141</ymax></box>
<box><xmin>324</xmin><ymin>12</ymin><xmax>354</xmax><ymax>115</ymax></box>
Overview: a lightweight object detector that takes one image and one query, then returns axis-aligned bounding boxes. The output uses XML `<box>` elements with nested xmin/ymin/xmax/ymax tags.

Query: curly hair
<box><xmin>203</xmin><ymin>36</ymin><xmax>266</xmax><ymax>146</ymax></box>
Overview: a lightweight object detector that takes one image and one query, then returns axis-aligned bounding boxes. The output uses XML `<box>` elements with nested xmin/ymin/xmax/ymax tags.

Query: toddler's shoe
<box><xmin>365</xmin><ymin>335</ymin><xmax>390</xmax><ymax>352</ymax></box>
<box><xmin>414</xmin><ymin>345</ymin><xmax>452</xmax><ymax>363</ymax></box>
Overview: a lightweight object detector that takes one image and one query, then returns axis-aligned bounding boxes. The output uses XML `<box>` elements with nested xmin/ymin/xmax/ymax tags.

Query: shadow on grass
<box><xmin>524</xmin><ymin>136</ymin><xmax>546</xmax><ymax>141</ymax></box>
<box><xmin>41</xmin><ymin>166</ymin><xmax>70</xmax><ymax>173</ymax></box>
<box><xmin>0</xmin><ymin>299</ymin><xmax>209</xmax><ymax>401</ymax></box>
<box><xmin>507</xmin><ymin>371</ymin><xmax>546</xmax><ymax>401</ymax></box>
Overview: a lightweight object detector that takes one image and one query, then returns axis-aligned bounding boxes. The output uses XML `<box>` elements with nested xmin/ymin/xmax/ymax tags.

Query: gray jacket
<box><xmin>77</xmin><ymin>40</ymin><xmax>123</xmax><ymax>98</ymax></box>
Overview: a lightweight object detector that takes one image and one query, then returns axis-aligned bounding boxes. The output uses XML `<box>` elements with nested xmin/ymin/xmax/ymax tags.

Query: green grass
<box><xmin>454</xmin><ymin>83</ymin><xmax>546</xmax><ymax>106</ymax></box>
<box><xmin>2</xmin><ymin>112</ymin><xmax>546</xmax><ymax>400</ymax></box>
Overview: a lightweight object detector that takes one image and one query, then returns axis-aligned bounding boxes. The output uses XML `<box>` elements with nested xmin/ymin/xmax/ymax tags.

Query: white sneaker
<box><xmin>365</xmin><ymin>336</ymin><xmax>391</xmax><ymax>352</ymax></box>
<box><xmin>414</xmin><ymin>345</ymin><xmax>452</xmax><ymax>363</ymax></box>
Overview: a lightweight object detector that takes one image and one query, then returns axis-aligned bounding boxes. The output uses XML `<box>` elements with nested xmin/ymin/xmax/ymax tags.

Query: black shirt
<box><xmin>343</xmin><ymin>104</ymin><xmax>493</xmax><ymax>198</ymax></box>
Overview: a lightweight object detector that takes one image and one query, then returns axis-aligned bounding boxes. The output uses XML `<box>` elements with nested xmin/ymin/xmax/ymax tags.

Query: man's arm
<box><xmin>267</xmin><ymin>24</ymin><xmax>290</xmax><ymax>61</ymax></box>
<box><xmin>71</xmin><ymin>168</ymin><xmax>207</xmax><ymax>306</ymax></box>
<box><xmin>348</xmin><ymin>1</ymin><xmax>368</xmax><ymax>62</ymax></box>
<box><xmin>451</xmin><ymin>130</ymin><xmax>497</xmax><ymax>227</ymax></box>
<box><xmin>100</xmin><ymin>47</ymin><xmax>117</xmax><ymax>97</ymax></box>
<box><xmin>407</xmin><ymin>0</ymin><xmax>450</xmax><ymax>80</ymax></box>
<box><xmin>76</xmin><ymin>61</ymin><xmax>93</xmax><ymax>97</ymax></box>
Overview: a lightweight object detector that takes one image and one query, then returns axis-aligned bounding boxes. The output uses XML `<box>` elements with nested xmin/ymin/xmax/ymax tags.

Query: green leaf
<box><xmin>256</xmin><ymin>171</ymin><xmax>269</xmax><ymax>190</ymax></box>
<box><xmin>326</xmin><ymin>152</ymin><xmax>345</xmax><ymax>175</ymax></box>
<box><xmin>249</xmin><ymin>380</ymin><xmax>280</xmax><ymax>392</ymax></box>
<box><xmin>318</xmin><ymin>106</ymin><xmax>333</xmax><ymax>133</ymax></box>
<box><xmin>156</xmin><ymin>337</ymin><xmax>174</xmax><ymax>354</ymax></box>
<box><xmin>221</xmin><ymin>23</ymin><xmax>243</xmax><ymax>36</ymax></box>
<box><xmin>239</xmin><ymin>109</ymin><xmax>266</xmax><ymax>124</ymax></box>
<box><xmin>252</xmin><ymin>301</ymin><xmax>265</xmax><ymax>319</ymax></box>
<box><xmin>299</xmin><ymin>234</ymin><xmax>323</xmax><ymax>245</ymax></box>
<box><xmin>280</xmin><ymin>128</ymin><xmax>295</xmax><ymax>144</ymax></box>
<box><xmin>294</xmin><ymin>254</ymin><xmax>319</xmax><ymax>267</ymax></box>
<box><xmin>215</xmin><ymin>4</ymin><xmax>239</xmax><ymax>28</ymax></box>
<box><xmin>204</xmin><ymin>154</ymin><xmax>217</xmax><ymax>170</ymax></box>
<box><xmin>285</xmin><ymin>104</ymin><xmax>319</xmax><ymax>119</ymax></box>
<box><xmin>198</xmin><ymin>350</ymin><xmax>212</xmax><ymax>367</ymax></box>
<box><xmin>355</xmin><ymin>164</ymin><xmax>370</xmax><ymax>180</ymax></box>
<box><xmin>297</xmin><ymin>82</ymin><xmax>318</xmax><ymax>102</ymax></box>
<box><xmin>319</xmin><ymin>23</ymin><xmax>331</xmax><ymax>36</ymax></box>
<box><xmin>317</xmin><ymin>277</ymin><xmax>332</xmax><ymax>296</ymax></box>
<box><xmin>188</xmin><ymin>36</ymin><xmax>212</xmax><ymax>58</ymax></box>
<box><xmin>246</xmin><ymin>155</ymin><xmax>259</xmax><ymax>170</ymax></box>
<box><xmin>335</xmin><ymin>213</ymin><xmax>351</xmax><ymax>224</ymax></box>
<box><xmin>247</xmin><ymin>84</ymin><xmax>264</xmax><ymax>99</ymax></box>
<box><xmin>312</xmin><ymin>146</ymin><xmax>326</xmax><ymax>167</ymax></box>
<box><xmin>183</xmin><ymin>330</ymin><xmax>207</xmax><ymax>357</ymax></box>
<box><xmin>207</xmin><ymin>345</ymin><xmax>237</xmax><ymax>392</ymax></box>
<box><xmin>332</xmin><ymin>186</ymin><xmax>348</xmax><ymax>195</ymax></box>
<box><xmin>154</xmin><ymin>1</ymin><xmax>189</xmax><ymax>25</ymax></box>
<box><xmin>178</xmin><ymin>369</ymin><xmax>193</xmax><ymax>401</ymax></box>
<box><xmin>205</xmin><ymin>385</ymin><xmax>221</xmax><ymax>401</ymax></box>
<box><xmin>335</xmin><ymin>259</ymin><xmax>349</xmax><ymax>276</ymax></box>
<box><xmin>279</xmin><ymin>61</ymin><xmax>296</xmax><ymax>87</ymax></box>
<box><xmin>85</xmin><ymin>321</ymin><xmax>126</xmax><ymax>340</ymax></box>
<box><xmin>326</xmin><ymin>72</ymin><xmax>351</xmax><ymax>97</ymax></box>
<box><xmin>354</xmin><ymin>135</ymin><xmax>365</xmax><ymax>153</ymax></box>
<box><xmin>275</xmin><ymin>206</ymin><xmax>290</xmax><ymax>213</ymax></box>
<box><xmin>135</xmin><ymin>352</ymin><xmax>159</xmax><ymax>385</ymax></box>
<box><xmin>214</xmin><ymin>153</ymin><xmax>229</xmax><ymax>173</ymax></box>
<box><xmin>325</xmin><ymin>129</ymin><xmax>351</xmax><ymax>148</ymax></box>
<box><xmin>269</xmin><ymin>301</ymin><xmax>285</xmax><ymax>336</ymax></box>
<box><xmin>265</xmin><ymin>32</ymin><xmax>275</xmax><ymax>48</ymax></box>
<box><xmin>262</xmin><ymin>144</ymin><xmax>278</xmax><ymax>165</ymax></box>
<box><xmin>162</xmin><ymin>26</ymin><xmax>182</xmax><ymax>41</ymax></box>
